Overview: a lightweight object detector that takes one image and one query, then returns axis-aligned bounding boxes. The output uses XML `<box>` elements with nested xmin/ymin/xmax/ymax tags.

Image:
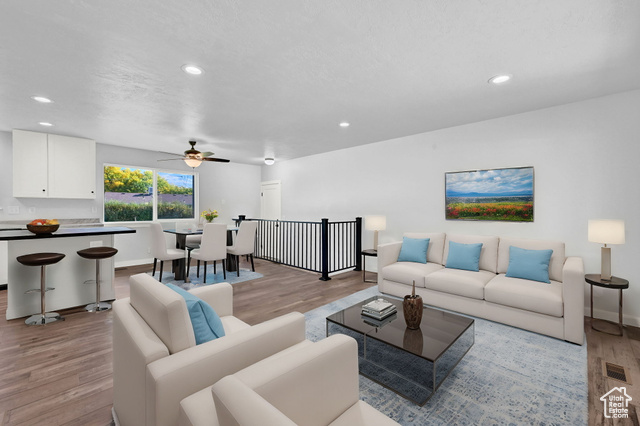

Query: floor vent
<box><xmin>603</xmin><ymin>361</ymin><xmax>631</xmax><ymax>384</ymax></box>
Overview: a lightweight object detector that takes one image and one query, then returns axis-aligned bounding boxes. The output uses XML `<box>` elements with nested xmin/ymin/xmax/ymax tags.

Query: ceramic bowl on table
<box><xmin>26</xmin><ymin>224</ymin><xmax>60</xmax><ymax>234</ymax></box>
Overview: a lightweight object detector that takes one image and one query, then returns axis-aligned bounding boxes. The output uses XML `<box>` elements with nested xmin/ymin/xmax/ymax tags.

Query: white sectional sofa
<box><xmin>378</xmin><ymin>233</ymin><xmax>585</xmax><ymax>345</ymax></box>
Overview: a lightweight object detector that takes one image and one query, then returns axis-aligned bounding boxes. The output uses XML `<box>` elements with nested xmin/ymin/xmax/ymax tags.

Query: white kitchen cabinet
<box><xmin>48</xmin><ymin>134</ymin><xmax>96</xmax><ymax>198</ymax></box>
<box><xmin>12</xmin><ymin>130</ymin><xmax>96</xmax><ymax>199</ymax></box>
<box><xmin>12</xmin><ymin>130</ymin><xmax>49</xmax><ymax>197</ymax></box>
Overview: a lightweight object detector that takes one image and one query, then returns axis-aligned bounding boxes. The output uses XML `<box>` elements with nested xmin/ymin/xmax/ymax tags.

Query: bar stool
<box><xmin>77</xmin><ymin>246</ymin><xmax>118</xmax><ymax>312</ymax></box>
<box><xmin>17</xmin><ymin>252</ymin><xmax>66</xmax><ymax>326</ymax></box>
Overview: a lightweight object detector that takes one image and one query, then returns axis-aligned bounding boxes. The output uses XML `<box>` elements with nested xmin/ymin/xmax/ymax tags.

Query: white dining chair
<box><xmin>188</xmin><ymin>223</ymin><xmax>227</xmax><ymax>283</ymax></box>
<box><xmin>227</xmin><ymin>220</ymin><xmax>258</xmax><ymax>276</ymax></box>
<box><xmin>185</xmin><ymin>221</ymin><xmax>202</xmax><ymax>247</ymax></box>
<box><xmin>150</xmin><ymin>222</ymin><xmax>186</xmax><ymax>281</ymax></box>
<box><xmin>185</xmin><ymin>222</ymin><xmax>203</xmax><ymax>273</ymax></box>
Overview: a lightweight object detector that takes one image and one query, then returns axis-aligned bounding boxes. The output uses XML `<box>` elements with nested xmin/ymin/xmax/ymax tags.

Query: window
<box><xmin>104</xmin><ymin>165</ymin><xmax>197</xmax><ymax>222</ymax></box>
<box><xmin>157</xmin><ymin>171</ymin><xmax>195</xmax><ymax>219</ymax></box>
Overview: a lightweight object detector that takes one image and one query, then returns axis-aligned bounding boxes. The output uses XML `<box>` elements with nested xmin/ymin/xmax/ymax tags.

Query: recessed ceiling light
<box><xmin>488</xmin><ymin>74</ymin><xmax>512</xmax><ymax>84</ymax></box>
<box><xmin>31</xmin><ymin>96</ymin><xmax>53</xmax><ymax>103</ymax></box>
<box><xmin>38</xmin><ymin>122</ymin><xmax>53</xmax><ymax>127</ymax></box>
<box><xmin>264</xmin><ymin>158</ymin><xmax>275</xmax><ymax>165</ymax></box>
<box><xmin>339</xmin><ymin>122</ymin><xmax>350</xmax><ymax>128</ymax></box>
<box><xmin>181</xmin><ymin>65</ymin><xmax>204</xmax><ymax>75</ymax></box>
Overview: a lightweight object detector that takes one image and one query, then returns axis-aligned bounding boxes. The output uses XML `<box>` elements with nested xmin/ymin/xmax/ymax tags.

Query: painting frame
<box><xmin>445</xmin><ymin>166</ymin><xmax>534</xmax><ymax>222</ymax></box>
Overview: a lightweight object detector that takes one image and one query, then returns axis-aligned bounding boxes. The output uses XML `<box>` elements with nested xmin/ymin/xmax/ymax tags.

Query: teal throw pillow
<box><xmin>397</xmin><ymin>237</ymin><xmax>430</xmax><ymax>263</ymax></box>
<box><xmin>445</xmin><ymin>241</ymin><xmax>483</xmax><ymax>272</ymax></box>
<box><xmin>506</xmin><ymin>246</ymin><xmax>553</xmax><ymax>283</ymax></box>
<box><xmin>166</xmin><ymin>283</ymin><xmax>226</xmax><ymax>344</ymax></box>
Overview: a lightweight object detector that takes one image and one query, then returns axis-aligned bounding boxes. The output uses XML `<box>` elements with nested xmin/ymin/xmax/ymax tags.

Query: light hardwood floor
<box><xmin>0</xmin><ymin>259</ymin><xmax>636</xmax><ymax>425</ymax></box>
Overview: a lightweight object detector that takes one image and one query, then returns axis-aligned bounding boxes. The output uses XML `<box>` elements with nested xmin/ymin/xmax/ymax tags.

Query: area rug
<box><xmin>304</xmin><ymin>287</ymin><xmax>588</xmax><ymax>425</ymax></box>
<box><xmin>156</xmin><ymin>266</ymin><xmax>262</xmax><ymax>290</ymax></box>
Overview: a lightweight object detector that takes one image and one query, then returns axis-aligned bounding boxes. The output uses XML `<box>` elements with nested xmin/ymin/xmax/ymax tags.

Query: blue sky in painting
<box><xmin>158</xmin><ymin>172</ymin><xmax>193</xmax><ymax>188</ymax></box>
<box><xmin>445</xmin><ymin>167</ymin><xmax>533</xmax><ymax>197</ymax></box>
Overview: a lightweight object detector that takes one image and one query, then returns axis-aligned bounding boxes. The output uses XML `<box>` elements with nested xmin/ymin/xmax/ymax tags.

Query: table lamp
<box><xmin>365</xmin><ymin>215</ymin><xmax>386</xmax><ymax>250</ymax></box>
<box><xmin>588</xmin><ymin>219</ymin><xmax>625</xmax><ymax>281</ymax></box>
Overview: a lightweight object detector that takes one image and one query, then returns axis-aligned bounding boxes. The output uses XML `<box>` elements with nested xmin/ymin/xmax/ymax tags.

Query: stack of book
<box><xmin>362</xmin><ymin>312</ymin><xmax>397</xmax><ymax>328</ymax></box>
<box><xmin>361</xmin><ymin>298</ymin><xmax>397</xmax><ymax>321</ymax></box>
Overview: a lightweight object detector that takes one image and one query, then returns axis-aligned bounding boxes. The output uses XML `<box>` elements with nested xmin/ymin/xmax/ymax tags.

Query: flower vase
<box><xmin>403</xmin><ymin>280</ymin><xmax>423</xmax><ymax>329</ymax></box>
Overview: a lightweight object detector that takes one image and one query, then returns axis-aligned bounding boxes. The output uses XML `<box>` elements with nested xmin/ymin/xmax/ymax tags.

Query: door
<box><xmin>260</xmin><ymin>181</ymin><xmax>281</xmax><ymax>220</ymax></box>
<box><xmin>260</xmin><ymin>181</ymin><xmax>281</xmax><ymax>261</ymax></box>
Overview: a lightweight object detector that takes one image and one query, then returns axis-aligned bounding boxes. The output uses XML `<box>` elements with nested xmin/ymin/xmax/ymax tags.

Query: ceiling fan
<box><xmin>159</xmin><ymin>140</ymin><xmax>230</xmax><ymax>168</ymax></box>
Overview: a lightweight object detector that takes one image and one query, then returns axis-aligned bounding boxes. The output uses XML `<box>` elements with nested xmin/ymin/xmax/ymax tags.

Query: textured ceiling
<box><xmin>1</xmin><ymin>0</ymin><xmax>639</xmax><ymax>165</ymax></box>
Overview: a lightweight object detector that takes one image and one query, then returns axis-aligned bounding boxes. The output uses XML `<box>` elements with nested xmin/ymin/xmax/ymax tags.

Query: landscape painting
<box><xmin>445</xmin><ymin>167</ymin><xmax>534</xmax><ymax>222</ymax></box>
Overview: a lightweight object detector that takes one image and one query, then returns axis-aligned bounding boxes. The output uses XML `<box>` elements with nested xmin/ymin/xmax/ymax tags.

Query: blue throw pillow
<box><xmin>445</xmin><ymin>241</ymin><xmax>483</xmax><ymax>272</ymax></box>
<box><xmin>397</xmin><ymin>237</ymin><xmax>430</xmax><ymax>263</ymax></box>
<box><xmin>506</xmin><ymin>246</ymin><xmax>553</xmax><ymax>284</ymax></box>
<box><xmin>166</xmin><ymin>283</ymin><xmax>226</xmax><ymax>344</ymax></box>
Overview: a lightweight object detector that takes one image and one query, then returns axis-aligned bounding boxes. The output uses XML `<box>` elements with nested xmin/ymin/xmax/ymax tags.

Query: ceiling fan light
<box><xmin>264</xmin><ymin>158</ymin><xmax>275</xmax><ymax>165</ymax></box>
<box><xmin>184</xmin><ymin>158</ymin><xmax>202</xmax><ymax>168</ymax></box>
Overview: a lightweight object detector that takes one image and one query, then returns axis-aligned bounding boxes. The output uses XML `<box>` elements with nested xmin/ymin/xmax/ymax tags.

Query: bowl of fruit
<box><xmin>26</xmin><ymin>219</ymin><xmax>60</xmax><ymax>234</ymax></box>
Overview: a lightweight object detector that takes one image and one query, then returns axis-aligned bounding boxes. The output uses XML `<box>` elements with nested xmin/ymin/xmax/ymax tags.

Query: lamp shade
<box><xmin>588</xmin><ymin>220</ymin><xmax>625</xmax><ymax>245</ymax></box>
<box><xmin>184</xmin><ymin>158</ymin><xmax>202</xmax><ymax>168</ymax></box>
<box><xmin>365</xmin><ymin>215</ymin><xmax>386</xmax><ymax>231</ymax></box>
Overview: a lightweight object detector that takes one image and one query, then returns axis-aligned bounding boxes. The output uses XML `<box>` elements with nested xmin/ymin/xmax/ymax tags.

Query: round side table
<box><xmin>362</xmin><ymin>249</ymin><xmax>378</xmax><ymax>283</ymax></box>
<box><xmin>585</xmin><ymin>273</ymin><xmax>629</xmax><ymax>336</ymax></box>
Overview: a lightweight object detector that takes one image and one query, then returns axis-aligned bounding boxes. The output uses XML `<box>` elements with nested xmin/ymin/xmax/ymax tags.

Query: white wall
<box><xmin>0</xmin><ymin>134</ymin><xmax>261</xmax><ymax>267</ymax></box>
<box><xmin>262</xmin><ymin>89</ymin><xmax>640</xmax><ymax>326</ymax></box>
<box><xmin>198</xmin><ymin>160</ymin><xmax>261</xmax><ymax>224</ymax></box>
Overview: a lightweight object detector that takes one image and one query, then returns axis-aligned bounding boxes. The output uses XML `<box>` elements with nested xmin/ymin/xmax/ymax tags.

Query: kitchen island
<box><xmin>0</xmin><ymin>227</ymin><xmax>135</xmax><ymax>320</ymax></box>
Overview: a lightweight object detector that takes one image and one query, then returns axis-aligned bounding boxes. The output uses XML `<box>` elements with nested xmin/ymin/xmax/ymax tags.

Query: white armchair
<box><xmin>179</xmin><ymin>334</ymin><xmax>399</xmax><ymax>426</ymax></box>
<box><xmin>112</xmin><ymin>273</ymin><xmax>307</xmax><ymax>426</ymax></box>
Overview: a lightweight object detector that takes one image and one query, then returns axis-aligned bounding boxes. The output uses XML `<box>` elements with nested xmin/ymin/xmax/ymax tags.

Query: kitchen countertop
<box><xmin>0</xmin><ymin>218</ymin><xmax>102</xmax><ymax>230</ymax></box>
<box><xmin>0</xmin><ymin>226</ymin><xmax>135</xmax><ymax>241</ymax></box>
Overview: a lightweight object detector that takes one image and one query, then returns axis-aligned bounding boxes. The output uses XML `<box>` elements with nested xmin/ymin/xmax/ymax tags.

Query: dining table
<box><xmin>163</xmin><ymin>225</ymin><xmax>238</xmax><ymax>281</ymax></box>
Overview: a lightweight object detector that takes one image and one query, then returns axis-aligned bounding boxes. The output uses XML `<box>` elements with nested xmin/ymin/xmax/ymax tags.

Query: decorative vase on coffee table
<box><xmin>403</xmin><ymin>280</ymin><xmax>423</xmax><ymax>329</ymax></box>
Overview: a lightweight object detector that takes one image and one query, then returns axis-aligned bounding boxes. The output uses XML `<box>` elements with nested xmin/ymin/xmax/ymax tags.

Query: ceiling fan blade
<box><xmin>157</xmin><ymin>158</ymin><xmax>186</xmax><ymax>162</ymax></box>
<box><xmin>202</xmin><ymin>157</ymin><xmax>230</xmax><ymax>163</ymax></box>
<box><xmin>200</xmin><ymin>151</ymin><xmax>214</xmax><ymax>157</ymax></box>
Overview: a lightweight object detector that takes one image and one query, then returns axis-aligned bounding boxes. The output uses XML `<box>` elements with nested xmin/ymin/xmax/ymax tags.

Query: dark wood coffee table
<box><xmin>326</xmin><ymin>296</ymin><xmax>474</xmax><ymax>405</ymax></box>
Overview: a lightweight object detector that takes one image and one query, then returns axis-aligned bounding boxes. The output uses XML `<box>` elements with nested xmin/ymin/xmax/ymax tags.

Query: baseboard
<box><xmin>587</xmin><ymin>306</ymin><xmax>640</xmax><ymax>328</ymax></box>
<box><xmin>115</xmin><ymin>258</ymin><xmax>154</xmax><ymax>269</ymax></box>
<box><xmin>111</xmin><ymin>407</ymin><xmax>120</xmax><ymax>426</ymax></box>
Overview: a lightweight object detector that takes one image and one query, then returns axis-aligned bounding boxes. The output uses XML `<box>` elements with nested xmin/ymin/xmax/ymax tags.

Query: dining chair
<box><xmin>185</xmin><ymin>222</ymin><xmax>202</xmax><ymax>275</ymax></box>
<box><xmin>150</xmin><ymin>222</ymin><xmax>186</xmax><ymax>281</ymax></box>
<box><xmin>227</xmin><ymin>220</ymin><xmax>258</xmax><ymax>276</ymax></box>
<box><xmin>185</xmin><ymin>221</ymin><xmax>202</xmax><ymax>247</ymax></box>
<box><xmin>188</xmin><ymin>223</ymin><xmax>227</xmax><ymax>283</ymax></box>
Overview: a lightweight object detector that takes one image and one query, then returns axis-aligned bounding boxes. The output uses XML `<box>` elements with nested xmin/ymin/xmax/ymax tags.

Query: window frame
<box><xmin>103</xmin><ymin>162</ymin><xmax>199</xmax><ymax>224</ymax></box>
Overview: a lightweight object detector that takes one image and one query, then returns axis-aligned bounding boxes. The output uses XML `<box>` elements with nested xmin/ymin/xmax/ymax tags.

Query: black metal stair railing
<box><xmin>240</xmin><ymin>216</ymin><xmax>362</xmax><ymax>281</ymax></box>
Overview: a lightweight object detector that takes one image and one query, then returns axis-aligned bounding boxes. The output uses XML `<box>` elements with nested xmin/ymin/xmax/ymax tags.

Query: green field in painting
<box><xmin>446</xmin><ymin>201</ymin><xmax>533</xmax><ymax>221</ymax></box>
